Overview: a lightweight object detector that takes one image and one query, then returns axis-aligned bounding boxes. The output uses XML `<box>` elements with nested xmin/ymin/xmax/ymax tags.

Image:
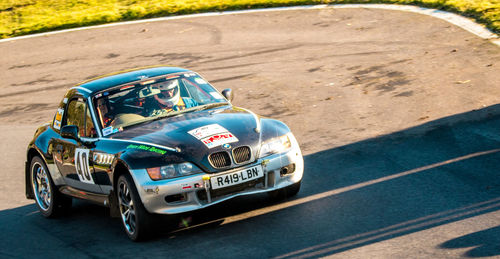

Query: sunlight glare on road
<box><xmin>221</xmin><ymin>149</ymin><xmax>500</xmax><ymax>225</ymax></box>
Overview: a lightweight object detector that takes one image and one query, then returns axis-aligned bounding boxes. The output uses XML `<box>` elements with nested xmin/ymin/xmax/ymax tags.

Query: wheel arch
<box><xmin>25</xmin><ymin>147</ymin><xmax>43</xmax><ymax>199</ymax></box>
<box><xmin>106</xmin><ymin>160</ymin><xmax>131</xmax><ymax>218</ymax></box>
<box><xmin>112</xmin><ymin>160</ymin><xmax>132</xmax><ymax>188</ymax></box>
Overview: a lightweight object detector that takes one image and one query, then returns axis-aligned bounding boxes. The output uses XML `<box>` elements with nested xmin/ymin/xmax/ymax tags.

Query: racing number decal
<box><xmin>75</xmin><ymin>148</ymin><xmax>95</xmax><ymax>184</ymax></box>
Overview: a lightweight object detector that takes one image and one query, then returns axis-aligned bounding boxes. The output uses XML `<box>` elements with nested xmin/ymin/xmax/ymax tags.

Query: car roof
<box><xmin>76</xmin><ymin>66</ymin><xmax>191</xmax><ymax>94</ymax></box>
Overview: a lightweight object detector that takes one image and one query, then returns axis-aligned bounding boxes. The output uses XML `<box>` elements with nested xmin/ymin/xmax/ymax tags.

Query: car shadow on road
<box><xmin>2</xmin><ymin>104</ymin><xmax>500</xmax><ymax>258</ymax></box>
<box><xmin>440</xmin><ymin>225</ymin><xmax>500</xmax><ymax>258</ymax></box>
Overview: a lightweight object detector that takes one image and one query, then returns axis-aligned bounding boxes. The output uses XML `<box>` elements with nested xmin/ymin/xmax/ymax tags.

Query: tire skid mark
<box><xmin>169</xmin><ymin>20</ymin><xmax>222</xmax><ymax>45</ymax></box>
<box><xmin>317</xmin><ymin>50</ymin><xmax>392</xmax><ymax>60</ymax></box>
<box><xmin>345</xmin><ymin>60</ymin><xmax>414</xmax><ymax>96</ymax></box>
<box><xmin>0</xmin><ymin>84</ymin><xmax>70</xmax><ymax>99</ymax></box>
<box><xmin>204</xmin><ymin>62</ymin><xmax>261</xmax><ymax>71</ymax></box>
<box><xmin>199</xmin><ymin>44</ymin><xmax>302</xmax><ymax>64</ymax></box>
<box><xmin>8</xmin><ymin>58</ymin><xmax>83</xmax><ymax>70</ymax></box>
<box><xmin>11</xmin><ymin>76</ymin><xmax>65</xmax><ymax>87</ymax></box>
<box><xmin>0</xmin><ymin>104</ymin><xmax>54</xmax><ymax>118</ymax></box>
<box><xmin>210</xmin><ymin>73</ymin><xmax>254</xmax><ymax>83</ymax></box>
<box><xmin>131</xmin><ymin>52</ymin><xmax>209</xmax><ymax>65</ymax></box>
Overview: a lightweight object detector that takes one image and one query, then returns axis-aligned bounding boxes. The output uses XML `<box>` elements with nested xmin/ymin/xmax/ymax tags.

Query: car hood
<box><xmin>105</xmin><ymin>106</ymin><xmax>289</xmax><ymax>173</ymax></box>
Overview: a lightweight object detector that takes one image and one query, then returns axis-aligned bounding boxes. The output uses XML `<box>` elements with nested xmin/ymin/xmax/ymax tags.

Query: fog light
<box><xmin>280</xmin><ymin>164</ymin><xmax>296</xmax><ymax>176</ymax></box>
<box><xmin>165</xmin><ymin>193</ymin><xmax>187</xmax><ymax>204</ymax></box>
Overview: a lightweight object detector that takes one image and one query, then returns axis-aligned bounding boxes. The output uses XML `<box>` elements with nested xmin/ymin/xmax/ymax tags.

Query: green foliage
<box><xmin>0</xmin><ymin>0</ymin><xmax>498</xmax><ymax>39</ymax></box>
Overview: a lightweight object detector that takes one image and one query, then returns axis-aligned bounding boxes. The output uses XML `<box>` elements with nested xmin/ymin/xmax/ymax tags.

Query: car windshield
<box><xmin>92</xmin><ymin>72</ymin><xmax>228</xmax><ymax>136</ymax></box>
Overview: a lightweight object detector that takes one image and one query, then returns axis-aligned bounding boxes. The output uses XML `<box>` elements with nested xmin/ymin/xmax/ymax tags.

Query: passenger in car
<box><xmin>96</xmin><ymin>98</ymin><xmax>115</xmax><ymax>128</ymax></box>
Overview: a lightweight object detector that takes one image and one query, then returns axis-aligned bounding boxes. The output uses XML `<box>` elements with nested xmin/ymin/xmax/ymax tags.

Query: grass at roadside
<box><xmin>0</xmin><ymin>0</ymin><xmax>499</xmax><ymax>39</ymax></box>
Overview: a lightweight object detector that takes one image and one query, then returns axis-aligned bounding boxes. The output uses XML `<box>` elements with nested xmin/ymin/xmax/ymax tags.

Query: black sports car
<box><xmin>25</xmin><ymin>66</ymin><xmax>304</xmax><ymax>241</ymax></box>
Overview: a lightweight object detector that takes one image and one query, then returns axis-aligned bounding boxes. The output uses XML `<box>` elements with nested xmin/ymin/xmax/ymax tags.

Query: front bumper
<box><xmin>129</xmin><ymin>136</ymin><xmax>304</xmax><ymax>215</ymax></box>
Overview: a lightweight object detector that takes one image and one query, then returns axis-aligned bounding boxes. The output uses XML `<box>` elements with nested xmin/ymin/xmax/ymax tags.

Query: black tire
<box><xmin>268</xmin><ymin>180</ymin><xmax>301</xmax><ymax>200</ymax></box>
<box><xmin>117</xmin><ymin>174</ymin><xmax>154</xmax><ymax>241</ymax></box>
<box><xmin>30</xmin><ymin>156</ymin><xmax>72</xmax><ymax>218</ymax></box>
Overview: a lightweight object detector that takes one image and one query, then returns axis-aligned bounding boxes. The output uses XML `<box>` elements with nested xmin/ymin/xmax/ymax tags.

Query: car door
<box><xmin>52</xmin><ymin>97</ymin><xmax>104</xmax><ymax>194</ymax></box>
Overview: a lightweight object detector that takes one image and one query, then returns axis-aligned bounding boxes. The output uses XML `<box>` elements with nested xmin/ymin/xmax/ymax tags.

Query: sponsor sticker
<box><xmin>54</xmin><ymin>108</ymin><xmax>64</xmax><ymax>130</ymax></box>
<box><xmin>120</xmin><ymin>85</ymin><xmax>134</xmax><ymax>91</ymax></box>
<box><xmin>140</xmin><ymin>79</ymin><xmax>155</xmax><ymax>85</ymax></box>
<box><xmin>165</xmin><ymin>75</ymin><xmax>180</xmax><ymax>80</ymax></box>
<box><xmin>209</xmin><ymin>91</ymin><xmax>224</xmax><ymax>99</ymax></box>
<box><xmin>202</xmin><ymin>134</ymin><xmax>238</xmax><ymax>149</ymax></box>
<box><xmin>181</xmin><ymin>183</ymin><xmax>192</xmax><ymax>190</ymax></box>
<box><xmin>188</xmin><ymin>124</ymin><xmax>226</xmax><ymax>139</ymax></box>
<box><xmin>102</xmin><ymin>126</ymin><xmax>114</xmax><ymax>136</ymax></box>
<box><xmin>126</xmin><ymin>144</ymin><xmax>167</xmax><ymax>155</ymax></box>
<box><xmin>188</xmin><ymin>124</ymin><xmax>238</xmax><ymax>149</ymax></box>
<box><xmin>195</xmin><ymin>78</ymin><xmax>207</xmax><ymax>85</ymax></box>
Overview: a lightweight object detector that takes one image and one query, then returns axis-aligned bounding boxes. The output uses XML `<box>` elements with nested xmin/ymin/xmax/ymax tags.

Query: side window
<box><xmin>65</xmin><ymin>98</ymin><xmax>97</xmax><ymax>138</ymax></box>
<box><xmin>85</xmin><ymin>105</ymin><xmax>97</xmax><ymax>138</ymax></box>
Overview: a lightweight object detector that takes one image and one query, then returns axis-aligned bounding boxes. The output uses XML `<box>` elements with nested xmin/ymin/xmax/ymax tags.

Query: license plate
<box><xmin>210</xmin><ymin>165</ymin><xmax>263</xmax><ymax>190</ymax></box>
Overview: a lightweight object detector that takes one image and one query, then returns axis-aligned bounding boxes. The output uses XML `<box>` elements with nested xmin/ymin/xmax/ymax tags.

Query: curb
<box><xmin>0</xmin><ymin>4</ymin><xmax>498</xmax><ymax>47</ymax></box>
<box><xmin>334</xmin><ymin>4</ymin><xmax>499</xmax><ymax>41</ymax></box>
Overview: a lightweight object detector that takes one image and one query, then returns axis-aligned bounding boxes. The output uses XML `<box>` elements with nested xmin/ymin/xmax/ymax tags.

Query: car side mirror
<box><xmin>60</xmin><ymin>125</ymin><xmax>80</xmax><ymax>141</ymax></box>
<box><xmin>221</xmin><ymin>88</ymin><xmax>234</xmax><ymax>102</ymax></box>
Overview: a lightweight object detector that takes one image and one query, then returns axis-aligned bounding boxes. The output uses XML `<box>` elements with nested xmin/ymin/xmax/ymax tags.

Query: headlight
<box><xmin>259</xmin><ymin>134</ymin><xmax>292</xmax><ymax>158</ymax></box>
<box><xmin>146</xmin><ymin>162</ymin><xmax>203</xmax><ymax>180</ymax></box>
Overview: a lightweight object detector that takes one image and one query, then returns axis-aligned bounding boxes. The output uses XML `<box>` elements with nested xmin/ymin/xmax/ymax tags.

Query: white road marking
<box><xmin>0</xmin><ymin>4</ymin><xmax>498</xmax><ymax>46</ymax></box>
<box><xmin>220</xmin><ymin>148</ymin><xmax>500</xmax><ymax>224</ymax></box>
<box><xmin>171</xmin><ymin>149</ymin><xmax>500</xmax><ymax>235</ymax></box>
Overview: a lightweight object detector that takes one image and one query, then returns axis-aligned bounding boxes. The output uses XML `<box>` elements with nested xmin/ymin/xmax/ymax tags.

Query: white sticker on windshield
<box><xmin>195</xmin><ymin>78</ymin><xmax>207</xmax><ymax>85</ymax></box>
<box><xmin>54</xmin><ymin>108</ymin><xmax>64</xmax><ymax>130</ymax></box>
<box><xmin>188</xmin><ymin>124</ymin><xmax>238</xmax><ymax>149</ymax></box>
<box><xmin>209</xmin><ymin>92</ymin><xmax>224</xmax><ymax>99</ymax></box>
<box><xmin>102</xmin><ymin>126</ymin><xmax>114</xmax><ymax>136</ymax></box>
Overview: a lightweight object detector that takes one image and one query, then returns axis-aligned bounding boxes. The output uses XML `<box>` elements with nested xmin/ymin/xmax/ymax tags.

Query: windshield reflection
<box><xmin>92</xmin><ymin>73</ymin><xmax>228</xmax><ymax>136</ymax></box>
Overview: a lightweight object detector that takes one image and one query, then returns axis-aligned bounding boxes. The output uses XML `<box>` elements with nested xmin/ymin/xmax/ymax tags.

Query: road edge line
<box><xmin>0</xmin><ymin>4</ymin><xmax>498</xmax><ymax>47</ymax></box>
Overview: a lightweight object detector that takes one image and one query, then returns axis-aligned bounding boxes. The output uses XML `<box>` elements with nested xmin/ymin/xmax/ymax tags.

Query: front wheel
<box><xmin>30</xmin><ymin>156</ymin><xmax>71</xmax><ymax>217</ymax></box>
<box><xmin>117</xmin><ymin>174</ymin><xmax>153</xmax><ymax>241</ymax></box>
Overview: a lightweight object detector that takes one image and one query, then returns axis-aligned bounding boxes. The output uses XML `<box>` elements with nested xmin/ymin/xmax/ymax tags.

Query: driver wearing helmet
<box><xmin>147</xmin><ymin>79</ymin><xmax>197</xmax><ymax>116</ymax></box>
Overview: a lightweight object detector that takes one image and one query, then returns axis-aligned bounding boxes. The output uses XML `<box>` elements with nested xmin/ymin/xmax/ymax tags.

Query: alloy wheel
<box><xmin>118</xmin><ymin>180</ymin><xmax>136</xmax><ymax>235</ymax></box>
<box><xmin>32</xmin><ymin>162</ymin><xmax>51</xmax><ymax>211</ymax></box>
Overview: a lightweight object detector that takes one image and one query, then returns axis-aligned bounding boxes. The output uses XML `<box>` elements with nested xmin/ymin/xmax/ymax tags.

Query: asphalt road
<box><xmin>1</xmin><ymin>6</ymin><xmax>500</xmax><ymax>258</ymax></box>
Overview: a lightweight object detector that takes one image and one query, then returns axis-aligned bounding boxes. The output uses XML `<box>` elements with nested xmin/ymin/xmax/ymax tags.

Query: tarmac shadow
<box><xmin>2</xmin><ymin>104</ymin><xmax>500</xmax><ymax>257</ymax></box>
<box><xmin>440</xmin><ymin>226</ymin><xmax>500</xmax><ymax>257</ymax></box>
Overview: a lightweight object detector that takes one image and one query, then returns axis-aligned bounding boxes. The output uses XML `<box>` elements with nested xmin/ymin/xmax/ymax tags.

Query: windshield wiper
<box><xmin>151</xmin><ymin>109</ymin><xmax>184</xmax><ymax>121</ymax></box>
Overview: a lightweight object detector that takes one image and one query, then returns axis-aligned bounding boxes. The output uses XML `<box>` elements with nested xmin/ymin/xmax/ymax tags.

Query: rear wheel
<box><xmin>30</xmin><ymin>156</ymin><xmax>71</xmax><ymax>217</ymax></box>
<box><xmin>117</xmin><ymin>174</ymin><xmax>153</xmax><ymax>241</ymax></box>
<box><xmin>268</xmin><ymin>180</ymin><xmax>301</xmax><ymax>200</ymax></box>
